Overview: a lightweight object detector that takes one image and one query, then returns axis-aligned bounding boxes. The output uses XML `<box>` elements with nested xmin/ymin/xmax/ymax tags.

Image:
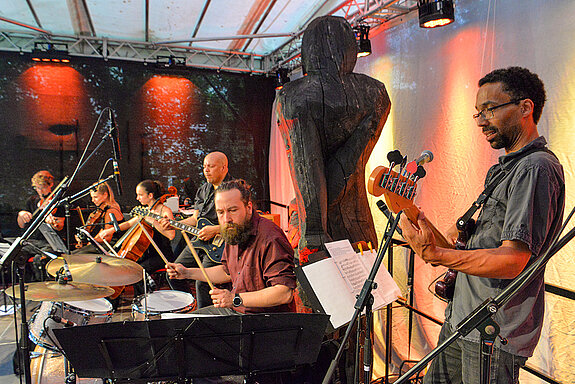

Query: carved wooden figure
<box><xmin>275</xmin><ymin>16</ymin><xmax>391</xmax><ymax>253</ymax></box>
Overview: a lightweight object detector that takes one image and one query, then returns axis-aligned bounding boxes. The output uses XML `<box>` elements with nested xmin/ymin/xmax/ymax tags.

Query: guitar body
<box><xmin>189</xmin><ymin>218</ymin><xmax>224</xmax><ymax>263</ymax></box>
<box><xmin>131</xmin><ymin>207</ymin><xmax>225</xmax><ymax>263</ymax></box>
<box><xmin>434</xmin><ymin>219</ymin><xmax>475</xmax><ymax>301</ymax></box>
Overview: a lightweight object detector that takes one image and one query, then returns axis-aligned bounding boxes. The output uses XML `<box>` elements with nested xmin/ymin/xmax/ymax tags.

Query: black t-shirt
<box><xmin>193</xmin><ymin>174</ymin><xmax>232</xmax><ymax>223</ymax></box>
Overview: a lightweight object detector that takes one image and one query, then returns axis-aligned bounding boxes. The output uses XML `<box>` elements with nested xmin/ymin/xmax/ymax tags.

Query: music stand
<box><xmin>53</xmin><ymin>313</ymin><xmax>329</xmax><ymax>383</ymax></box>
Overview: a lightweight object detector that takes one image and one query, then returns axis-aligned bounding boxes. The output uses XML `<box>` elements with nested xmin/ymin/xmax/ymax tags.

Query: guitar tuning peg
<box><xmin>414</xmin><ymin>165</ymin><xmax>426</xmax><ymax>179</ymax></box>
<box><xmin>387</xmin><ymin>150</ymin><xmax>403</xmax><ymax>166</ymax></box>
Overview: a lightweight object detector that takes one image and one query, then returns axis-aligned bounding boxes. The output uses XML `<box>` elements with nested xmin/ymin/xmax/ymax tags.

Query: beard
<box><xmin>220</xmin><ymin>215</ymin><xmax>253</xmax><ymax>245</ymax></box>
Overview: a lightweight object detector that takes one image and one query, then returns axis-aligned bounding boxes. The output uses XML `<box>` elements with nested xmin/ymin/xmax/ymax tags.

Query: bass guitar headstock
<box><xmin>367</xmin><ymin>150</ymin><xmax>429</xmax><ymax>224</ymax></box>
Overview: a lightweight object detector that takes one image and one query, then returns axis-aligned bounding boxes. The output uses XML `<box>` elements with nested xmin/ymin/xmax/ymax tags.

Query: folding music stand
<box><xmin>53</xmin><ymin>313</ymin><xmax>329</xmax><ymax>383</ymax></box>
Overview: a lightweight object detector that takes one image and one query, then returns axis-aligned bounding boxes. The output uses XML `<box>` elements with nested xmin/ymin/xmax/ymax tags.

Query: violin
<box><xmin>75</xmin><ymin>204</ymin><xmax>109</xmax><ymax>248</ymax></box>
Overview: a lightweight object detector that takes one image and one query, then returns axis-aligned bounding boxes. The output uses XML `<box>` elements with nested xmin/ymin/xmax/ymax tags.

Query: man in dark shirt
<box><xmin>17</xmin><ymin>170</ymin><xmax>66</xmax><ymax>280</ymax></box>
<box><xmin>400</xmin><ymin>67</ymin><xmax>564</xmax><ymax>383</ymax></box>
<box><xmin>166</xmin><ymin>179</ymin><xmax>296</xmax><ymax>314</ymax></box>
<box><xmin>161</xmin><ymin>151</ymin><xmax>231</xmax><ymax>308</ymax></box>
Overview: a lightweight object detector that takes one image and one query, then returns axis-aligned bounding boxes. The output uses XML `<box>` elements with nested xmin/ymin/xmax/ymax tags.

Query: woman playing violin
<box><xmin>100</xmin><ymin>180</ymin><xmax>176</xmax><ymax>295</ymax></box>
<box><xmin>74</xmin><ymin>181</ymin><xmax>124</xmax><ymax>251</ymax></box>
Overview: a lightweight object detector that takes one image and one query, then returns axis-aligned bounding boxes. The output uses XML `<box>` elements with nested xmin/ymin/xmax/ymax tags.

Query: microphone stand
<box><xmin>0</xmin><ymin>110</ymin><xmax>117</xmax><ymax>384</ymax></box>
<box><xmin>322</xmin><ymin>211</ymin><xmax>402</xmax><ymax>384</ymax></box>
<box><xmin>395</xmin><ymin>204</ymin><xmax>575</xmax><ymax>384</ymax></box>
<box><xmin>0</xmin><ymin>181</ymin><xmax>67</xmax><ymax>384</ymax></box>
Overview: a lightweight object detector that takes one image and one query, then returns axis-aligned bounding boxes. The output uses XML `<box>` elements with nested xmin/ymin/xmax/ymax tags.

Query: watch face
<box><xmin>233</xmin><ymin>294</ymin><xmax>242</xmax><ymax>307</ymax></box>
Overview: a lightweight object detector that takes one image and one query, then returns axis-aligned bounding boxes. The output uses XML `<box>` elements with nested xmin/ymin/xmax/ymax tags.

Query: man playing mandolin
<box><xmin>400</xmin><ymin>67</ymin><xmax>564</xmax><ymax>384</ymax></box>
<box><xmin>159</xmin><ymin>151</ymin><xmax>232</xmax><ymax>308</ymax></box>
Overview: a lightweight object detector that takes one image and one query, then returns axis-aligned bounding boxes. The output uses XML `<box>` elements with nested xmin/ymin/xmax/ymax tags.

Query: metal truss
<box><xmin>0</xmin><ymin>0</ymin><xmax>418</xmax><ymax>76</ymax></box>
<box><xmin>0</xmin><ymin>30</ymin><xmax>268</xmax><ymax>74</ymax></box>
<box><xmin>266</xmin><ymin>0</ymin><xmax>418</xmax><ymax>74</ymax></box>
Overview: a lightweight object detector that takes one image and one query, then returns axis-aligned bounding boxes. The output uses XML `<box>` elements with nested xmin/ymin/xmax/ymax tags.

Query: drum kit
<box><xmin>4</xmin><ymin>253</ymin><xmax>195</xmax><ymax>383</ymax></box>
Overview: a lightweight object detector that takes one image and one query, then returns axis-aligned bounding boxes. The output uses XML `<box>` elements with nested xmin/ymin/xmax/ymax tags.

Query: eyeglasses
<box><xmin>473</xmin><ymin>99</ymin><xmax>523</xmax><ymax>121</ymax></box>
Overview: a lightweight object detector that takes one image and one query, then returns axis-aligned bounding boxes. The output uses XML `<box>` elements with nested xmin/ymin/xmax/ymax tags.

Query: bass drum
<box><xmin>30</xmin><ymin>345</ymin><xmax>103</xmax><ymax>384</ymax></box>
<box><xmin>132</xmin><ymin>290</ymin><xmax>195</xmax><ymax>320</ymax></box>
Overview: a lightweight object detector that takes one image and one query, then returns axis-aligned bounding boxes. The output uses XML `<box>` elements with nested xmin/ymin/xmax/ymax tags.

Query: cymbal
<box><xmin>46</xmin><ymin>254</ymin><xmax>144</xmax><ymax>286</ymax></box>
<box><xmin>5</xmin><ymin>281</ymin><xmax>115</xmax><ymax>302</ymax></box>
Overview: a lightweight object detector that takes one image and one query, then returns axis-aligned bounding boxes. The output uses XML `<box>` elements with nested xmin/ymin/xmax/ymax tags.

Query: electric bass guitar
<box><xmin>131</xmin><ymin>206</ymin><xmax>225</xmax><ymax>263</ymax></box>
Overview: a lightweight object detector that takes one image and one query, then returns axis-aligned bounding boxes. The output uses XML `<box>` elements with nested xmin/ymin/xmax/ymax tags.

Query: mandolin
<box><xmin>131</xmin><ymin>206</ymin><xmax>225</xmax><ymax>263</ymax></box>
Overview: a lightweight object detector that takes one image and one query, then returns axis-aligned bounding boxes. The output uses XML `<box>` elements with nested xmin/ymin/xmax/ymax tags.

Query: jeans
<box><xmin>424</xmin><ymin>322</ymin><xmax>527</xmax><ymax>384</ymax></box>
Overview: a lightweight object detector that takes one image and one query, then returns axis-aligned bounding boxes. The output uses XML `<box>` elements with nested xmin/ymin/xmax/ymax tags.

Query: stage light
<box><xmin>418</xmin><ymin>0</ymin><xmax>455</xmax><ymax>29</ymax></box>
<box><xmin>156</xmin><ymin>55</ymin><xmax>186</xmax><ymax>68</ymax></box>
<box><xmin>354</xmin><ymin>25</ymin><xmax>372</xmax><ymax>57</ymax></box>
<box><xmin>275</xmin><ymin>68</ymin><xmax>290</xmax><ymax>90</ymax></box>
<box><xmin>30</xmin><ymin>42</ymin><xmax>71</xmax><ymax>63</ymax></box>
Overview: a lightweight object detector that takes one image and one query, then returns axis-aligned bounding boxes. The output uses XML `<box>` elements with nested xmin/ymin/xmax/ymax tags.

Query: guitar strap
<box><xmin>456</xmin><ymin>146</ymin><xmax>556</xmax><ymax>230</ymax></box>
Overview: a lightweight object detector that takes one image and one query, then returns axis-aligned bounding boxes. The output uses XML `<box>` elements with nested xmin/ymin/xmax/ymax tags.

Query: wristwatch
<box><xmin>233</xmin><ymin>293</ymin><xmax>243</xmax><ymax>307</ymax></box>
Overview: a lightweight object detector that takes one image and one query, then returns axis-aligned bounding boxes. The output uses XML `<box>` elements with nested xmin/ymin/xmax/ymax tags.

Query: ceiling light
<box><xmin>354</xmin><ymin>25</ymin><xmax>372</xmax><ymax>57</ymax></box>
<box><xmin>418</xmin><ymin>0</ymin><xmax>455</xmax><ymax>29</ymax></box>
<box><xmin>275</xmin><ymin>68</ymin><xmax>290</xmax><ymax>90</ymax></box>
<box><xmin>156</xmin><ymin>55</ymin><xmax>186</xmax><ymax>68</ymax></box>
<box><xmin>30</xmin><ymin>42</ymin><xmax>71</xmax><ymax>63</ymax></box>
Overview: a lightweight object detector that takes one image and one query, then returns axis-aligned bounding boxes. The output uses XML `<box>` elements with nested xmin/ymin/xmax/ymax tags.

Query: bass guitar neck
<box><xmin>131</xmin><ymin>206</ymin><xmax>224</xmax><ymax>263</ymax></box>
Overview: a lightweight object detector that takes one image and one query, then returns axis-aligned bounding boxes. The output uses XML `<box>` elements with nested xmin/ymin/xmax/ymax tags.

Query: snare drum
<box><xmin>132</xmin><ymin>290</ymin><xmax>195</xmax><ymax>320</ymax></box>
<box><xmin>29</xmin><ymin>298</ymin><xmax>113</xmax><ymax>351</ymax></box>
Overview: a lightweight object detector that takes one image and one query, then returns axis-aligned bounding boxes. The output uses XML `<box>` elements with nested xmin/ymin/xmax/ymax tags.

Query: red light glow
<box><xmin>18</xmin><ymin>65</ymin><xmax>88</xmax><ymax>150</ymax></box>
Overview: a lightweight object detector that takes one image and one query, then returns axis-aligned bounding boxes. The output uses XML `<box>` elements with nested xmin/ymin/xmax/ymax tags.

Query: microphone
<box><xmin>109</xmin><ymin>212</ymin><xmax>121</xmax><ymax>232</ymax></box>
<box><xmin>414</xmin><ymin>150</ymin><xmax>434</xmax><ymax>166</ymax></box>
<box><xmin>376</xmin><ymin>200</ymin><xmax>403</xmax><ymax>236</ymax></box>
<box><xmin>50</xmin><ymin>315</ymin><xmax>76</xmax><ymax>327</ymax></box>
<box><xmin>109</xmin><ymin>109</ymin><xmax>121</xmax><ymax>161</ymax></box>
<box><xmin>112</xmin><ymin>159</ymin><xmax>123</xmax><ymax>196</ymax></box>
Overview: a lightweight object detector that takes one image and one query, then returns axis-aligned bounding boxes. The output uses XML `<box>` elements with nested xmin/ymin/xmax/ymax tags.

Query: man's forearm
<box><xmin>238</xmin><ymin>285</ymin><xmax>293</xmax><ymax>308</ymax></box>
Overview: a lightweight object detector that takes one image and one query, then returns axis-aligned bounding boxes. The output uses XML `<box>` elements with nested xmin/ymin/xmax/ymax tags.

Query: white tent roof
<box><xmin>0</xmin><ymin>0</ymin><xmax>418</xmax><ymax>74</ymax></box>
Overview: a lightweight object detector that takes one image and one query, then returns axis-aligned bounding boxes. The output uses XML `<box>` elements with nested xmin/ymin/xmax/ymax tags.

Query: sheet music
<box><xmin>324</xmin><ymin>240</ymin><xmax>369</xmax><ymax>294</ymax></box>
<box><xmin>302</xmin><ymin>239</ymin><xmax>401</xmax><ymax>329</ymax></box>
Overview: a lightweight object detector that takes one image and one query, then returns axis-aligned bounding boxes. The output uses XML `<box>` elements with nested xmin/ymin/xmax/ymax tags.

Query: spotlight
<box><xmin>354</xmin><ymin>25</ymin><xmax>372</xmax><ymax>57</ymax></box>
<box><xmin>30</xmin><ymin>42</ymin><xmax>71</xmax><ymax>63</ymax></box>
<box><xmin>418</xmin><ymin>0</ymin><xmax>455</xmax><ymax>29</ymax></box>
<box><xmin>275</xmin><ymin>68</ymin><xmax>290</xmax><ymax>90</ymax></box>
<box><xmin>156</xmin><ymin>55</ymin><xmax>186</xmax><ymax>68</ymax></box>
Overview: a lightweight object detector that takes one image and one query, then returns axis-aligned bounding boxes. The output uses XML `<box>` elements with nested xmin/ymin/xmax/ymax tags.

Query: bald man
<box><xmin>161</xmin><ymin>151</ymin><xmax>231</xmax><ymax>307</ymax></box>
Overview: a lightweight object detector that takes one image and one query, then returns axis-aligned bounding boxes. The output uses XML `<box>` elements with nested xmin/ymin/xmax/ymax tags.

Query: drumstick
<box><xmin>102</xmin><ymin>238</ymin><xmax>121</xmax><ymax>258</ymax></box>
<box><xmin>181</xmin><ymin>231</ymin><xmax>215</xmax><ymax>290</ymax></box>
<box><xmin>137</xmin><ymin>221</ymin><xmax>170</xmax><ymax>265</ymax></box>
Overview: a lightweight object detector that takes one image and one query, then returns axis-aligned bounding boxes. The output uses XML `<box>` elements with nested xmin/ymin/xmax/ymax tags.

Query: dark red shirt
<box><xmin>221</xmin><ymin>212</ymin><xmax>296</xmax><ymax>314</ymax></box>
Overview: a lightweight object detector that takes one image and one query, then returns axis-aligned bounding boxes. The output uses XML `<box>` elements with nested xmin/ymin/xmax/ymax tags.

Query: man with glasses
<box><xmin>401</xmin><ymin>67</ymin><xmax>565</xmax><ymax>383</ymax></box>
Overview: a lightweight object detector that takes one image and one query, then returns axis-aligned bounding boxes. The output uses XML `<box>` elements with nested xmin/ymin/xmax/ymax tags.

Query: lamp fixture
<box><xmin>418</xmin><ymin>0</ymin><xmax>455</xmax><ymax>29</ymax></box>
<box><xmin>354</xmin><ymin>25</ymin><xmax>372</xmax><ymax>57</ymax></box>
<box><xmin>156</xmin><ymin>55</ymin><xmax>186</xmax><ymax>68</ymax></box>
<box><xmin>275</xmin><ymin>68</ymin><xmax>290</xmax><ymax>90</ymax></box>
<box><xmin>31</xmin><ymin>42</ymin><xmax>70</xmax><ymax>63</ymax></box>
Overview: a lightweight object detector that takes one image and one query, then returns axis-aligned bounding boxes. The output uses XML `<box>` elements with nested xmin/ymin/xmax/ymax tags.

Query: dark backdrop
<box><xmin>0</xmin><ymin>53</ymin><xmax>275</xmax><ymax>237</ymax></box>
